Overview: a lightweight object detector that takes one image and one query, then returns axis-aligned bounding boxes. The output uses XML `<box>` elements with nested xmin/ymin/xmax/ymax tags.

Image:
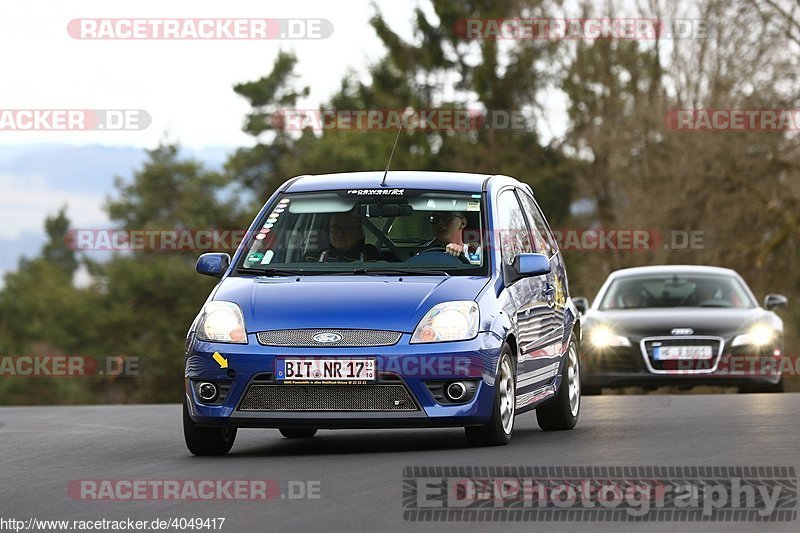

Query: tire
<box><xmin>763</xmin><ymin>378</ymin><xmax>785</xmax><ymax>393</ymax></box>
<box><xmin>465</xmin><ymin>345</ymin><xmax>515</xmax><ymax>446</ymax></box>
<box><xmin>581</xmin><ymin>384</ymin><xmax>602</xmax><ymax>396</ymax></box>
<box><xmin>279</xmin><ymin>428</ymin><xmax>318</xmax><ymax>438</ymax></box>
<box><xmin>183</xmin><ymin>398</ymin><xmax>237</xmax><ymax>456</ymax></box>
<box><xmin>537</xmin><ymin>337</ymin><xmax>580</xmax><ymax>431</ymax></box>
<box><xmin>739</xmin><ymin>377</ymin><xmax>784</xmax><ymax>394</ymax></box>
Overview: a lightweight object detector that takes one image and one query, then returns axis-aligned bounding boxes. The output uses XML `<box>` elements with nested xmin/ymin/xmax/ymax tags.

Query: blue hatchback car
<box><xmin>183</xmin><ymin>171</ymin><xmax>582</xmax><ymax>455</ymax></box>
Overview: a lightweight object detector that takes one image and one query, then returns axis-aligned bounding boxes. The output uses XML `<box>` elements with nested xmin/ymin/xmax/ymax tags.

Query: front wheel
<box><xmin>581</xmin><ymin>384</ymin><xmax>602</xmax><ymax>396</ymax></box>
<box><xmin>536</xmin><ymin>337</ymin><xmax>580</xmax><ymax>431</ymax></box>
<box><xmin>465</xmin><ymin>346</ymin><xmax>515</xmax><ymax>446</ymax></box>
<box><xmin>183</xmin><ymin>398</ymin><xmax>237</xmax><ymax>456</ymax></box>
<box><xmin>739</xmin><ymin>377</ymin><xmax>784</xmax><ymax>394</ymax></box>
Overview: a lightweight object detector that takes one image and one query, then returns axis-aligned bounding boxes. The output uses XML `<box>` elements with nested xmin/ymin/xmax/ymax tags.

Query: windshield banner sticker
<box><xmin>347</xmin><ymin>189</ymin><xmax>405</xmax><ymax>196</ymax></box>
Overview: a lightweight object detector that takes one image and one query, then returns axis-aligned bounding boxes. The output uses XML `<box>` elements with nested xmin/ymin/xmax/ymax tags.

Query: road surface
<box><xmin>0</xmin><ymin>394</ymin><xmax>797</xmax><ymax>532</ymax></box>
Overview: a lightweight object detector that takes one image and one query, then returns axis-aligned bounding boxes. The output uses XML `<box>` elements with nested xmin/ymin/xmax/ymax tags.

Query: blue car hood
<box><xmin>212</xmin><ymin>275</ymin><xmax>491</xmax><ymax>333</ymax></box>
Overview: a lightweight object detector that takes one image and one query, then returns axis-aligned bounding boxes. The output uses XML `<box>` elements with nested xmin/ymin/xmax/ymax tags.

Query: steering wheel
<box><xmin>415</xmin><ymin>247</ymin><xmax>471</xmax><ymax>265</ymax></box>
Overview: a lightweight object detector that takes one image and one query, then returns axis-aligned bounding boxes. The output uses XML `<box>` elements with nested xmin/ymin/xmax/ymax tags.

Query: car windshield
<box><xmin>598</xmin><ymin>273</ymin><xmax>756</xmax><ymax>310</ymax></box>
<box><xmin>235</xmin><ymin>189</ymin><xmax>487</xmax><ymax>276</ymax></box>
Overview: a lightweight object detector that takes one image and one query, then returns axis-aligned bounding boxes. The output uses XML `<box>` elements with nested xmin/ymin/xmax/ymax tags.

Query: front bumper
<box><xmin>184</xmin><ymin>331</ymin><xmax>504</xmax><ymax>428</ymax></box>
<box><xmin>581</xmin><ymin>343</ymin><xmax>784</xmax><ymax>389</ymax></box>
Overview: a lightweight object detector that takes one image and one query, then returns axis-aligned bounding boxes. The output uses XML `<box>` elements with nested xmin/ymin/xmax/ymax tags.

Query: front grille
<box><xmin>256</xmin><ymin>329</ymin><xmax>402</xmax><ymax>347</ymax></box>
<box><xmin>238</xmin><ymin>384</ymin><xmax>418</xmax><ymax>411</ymax></box>
<box><xmin>641</xmin><ymin>336</ymin><xmax>723</xmax><ymax>374</ymax></box>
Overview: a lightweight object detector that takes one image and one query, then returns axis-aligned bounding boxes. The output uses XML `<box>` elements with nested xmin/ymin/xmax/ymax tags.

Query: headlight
<box><xmin>410</xmin><ymin>301</ymin><xmax>479</xmax><ymax>343</ymax></box>
<box><xmin>589</xmin><ymin>325</ymin><xmax>631</xmax><ymax>348</ymax></box>
<box><xmin>195</xmin><ymin>301</ymin><xmax>247</xmax><ymax>344</ymax></box>
<box><xmin>732</xmin><ymin>325</ymin><xmax>776</xmax><ymax>347</ymax></box>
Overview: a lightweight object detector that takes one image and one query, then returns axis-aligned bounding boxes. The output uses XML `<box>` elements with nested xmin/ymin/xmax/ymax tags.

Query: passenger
<box><xmin>306</xmin><ymin>213</ymin><xmax>380</xmax><ymax>262</ymax></box>
<box><xmin>426</xmin><ymin>211</ymin><xmax>472</xmax><ymax>257</ymax></box>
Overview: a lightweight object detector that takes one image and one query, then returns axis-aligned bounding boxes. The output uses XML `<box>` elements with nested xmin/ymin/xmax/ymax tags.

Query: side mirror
<box><xmin>196</xmin><ymin>253</ymin><xmax>231</xmax><ymax>278</ymax></box>
<box><xmin>764</xmin><ymin>294</ymin><xmax>788</xmax><ymax>311</ymax></box>
<box><xmin>513</xmin><ymin>253</ymin><xmax>551</xmax><ymax>276</ymax></box>
<box><xmin>505</xmin><ymin>253</ymin><xmax>551</xmax><ymax>285</ymax></box>
<box><xmin>573</xmin><ymin>297</ymin><xmax>589</xmax><ymax>315</ymax></box>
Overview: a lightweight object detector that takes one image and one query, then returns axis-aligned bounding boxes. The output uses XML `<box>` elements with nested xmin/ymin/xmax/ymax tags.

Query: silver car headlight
<box><xmin>195</xmin><ymin>301</ymin><xmax>248</xmax><ymax>344</ymax></box>
<box><xmin>588</xmin><ymin>325</ymin><xmax>631</xmax><ymax>348</ymax></box>
<box><xmin>732</xmin><ymin>325</ymin><xmax>776</xmax><ymax>347</ymax></box>
<box><xmin>410</xmin><ymin>301</ymin><xmax>479</xmax><ymax>343</ymax></box>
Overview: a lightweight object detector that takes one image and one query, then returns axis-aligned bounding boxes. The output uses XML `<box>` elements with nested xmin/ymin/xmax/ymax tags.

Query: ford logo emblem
<box><xmin>313</xmin><ymin>332</ymin><xmax>342</xmax><ymax>343</ymax></box>
<box><xmin>670</xmin><ymin>328</ymin><xmax>694</xmax><ymax>336</ymax></box>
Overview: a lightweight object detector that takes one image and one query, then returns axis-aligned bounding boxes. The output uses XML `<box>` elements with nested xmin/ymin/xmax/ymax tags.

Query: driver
<box><xmin>426</xmin><ymin>211</ymin><xmax>473</xmax><ymax>257</ymax></box>
<box><xmin>305</xmin><ymin>212</ymin><xmax>380</xmax><ymax>262</ymax></box>
<box><xmin>694</xmin><ymin>281</ymin><xmax>721</xmax><ymax>305</ymax></box>
<box><xmin>620</xmin><ymin>289</ymin><xmax>643</xmax><ymax>308</ymax></box>
<box><xmin>694</xmin><ymin>281</ymin><xmax>720</xmax><ymax>305</ymax></box>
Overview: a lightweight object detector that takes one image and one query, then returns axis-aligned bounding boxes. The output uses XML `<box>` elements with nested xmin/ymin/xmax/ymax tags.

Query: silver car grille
<box><xmin>256</xmin><ymin>329</ymin><xmax>402</xmax><ymax>347</ymax></box>
<box><xmin>640</xmin><ymin>336</ymin><xmax>724</xmax><ymax>374</ymax></box>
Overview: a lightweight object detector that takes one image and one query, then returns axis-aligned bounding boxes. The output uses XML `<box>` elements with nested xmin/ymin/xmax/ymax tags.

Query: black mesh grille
<box><xmin>238</xmin><ymin>384</ymin><xmax>418</xmax><ymax>411</ymax></box>
<box><xmin>586</xmin><ymin>348</ymin><xmax>644</xmax><ymax>372</ymax></box>
<box><xmin>256</xmin><ymin>329</ymin><xmax>402</xmax><ymax>347</ymax></box>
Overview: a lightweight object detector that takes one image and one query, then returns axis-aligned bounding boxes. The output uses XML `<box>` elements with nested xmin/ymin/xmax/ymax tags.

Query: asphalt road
<box><xmin>1</xmin><ymin>394</ymin><xmax>798</xmax><ymax>533</ymax></box>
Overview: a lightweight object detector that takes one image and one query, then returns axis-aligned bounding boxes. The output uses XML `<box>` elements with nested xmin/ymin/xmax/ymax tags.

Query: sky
<box><xmin>0</xmin><ymin>0</ymin><xmax>430</xmax><ymax>280</ymax></box>
<box><xmin>0</xmin><ymin>0</ymin><xmax>573</xmax><ymax>281</ymax></box>
<box><xmin>0</xmin><ymin>0</ymin><xmax>424</xmax><ymax>148</ymax></box>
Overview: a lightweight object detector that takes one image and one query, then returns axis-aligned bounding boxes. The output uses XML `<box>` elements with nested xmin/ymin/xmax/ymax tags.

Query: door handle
<box><xmin>544</xmin><ymin>283</ymin><xmax>555</xmax><ymax>306</ymax></box>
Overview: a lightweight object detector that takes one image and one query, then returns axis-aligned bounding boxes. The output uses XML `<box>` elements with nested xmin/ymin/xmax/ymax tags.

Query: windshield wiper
<box><xmin>236</xmin><ymin>267</ymin><xmax>337</xmax><ymax>276</ymax></box>
<box><xmin>350</xmin><ymin>268</ymin><xmax>450</xmax><ymax>277</ymax></box>
<box><xmin>237</xmin><ymin>266</ymin><xmax>452</xmax><ymax>277</ymax></box>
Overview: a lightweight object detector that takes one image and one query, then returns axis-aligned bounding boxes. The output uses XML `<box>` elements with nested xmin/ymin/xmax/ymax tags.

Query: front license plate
<box><xmin>653</xmin><ymin>345</ymin><xmax>713</xmax><ymax>360</ymax></box>
<box><xmin>276</xmin><ymin>358</ymin><xmax>376</xmax><ymax>382</ymax></box>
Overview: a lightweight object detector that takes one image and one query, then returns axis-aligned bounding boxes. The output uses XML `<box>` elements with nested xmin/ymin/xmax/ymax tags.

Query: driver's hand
<box><xmin>445</xmin><ymin>243</ymin><xmax>465</xmax><ymax>256</ymax></box>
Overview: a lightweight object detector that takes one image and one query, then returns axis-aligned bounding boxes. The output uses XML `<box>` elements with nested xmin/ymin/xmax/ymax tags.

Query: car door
<box><xmin>517</xmin><ymin>189</ymin><xmax>567</xmax><ymax>360</ymax></box>
<box><xmin>495</xmin><ymin>188</ymin><xmax>559</xmax><ymax>402</ymax></box>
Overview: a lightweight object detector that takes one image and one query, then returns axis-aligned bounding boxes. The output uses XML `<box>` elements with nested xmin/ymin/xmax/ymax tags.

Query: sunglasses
<box><xmin>429</xmin><ymin>214</ymin><xmax>466</xmax><ymax>224</ymax></box>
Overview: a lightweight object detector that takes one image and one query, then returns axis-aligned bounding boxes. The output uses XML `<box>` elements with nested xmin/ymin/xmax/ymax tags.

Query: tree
<box><xmin>87</xmin><ymin>144</ymin><xmax>243</xmax><ymax>402</ymax></box>
<box><xmin>0</xmin><ymin>209</ymin><xmax>100</xmax><ymax>404</ymax></box>
<box><xmin>227</xmin><ymin>1</ymin><xmax>573</xmax><ymax>222</ymax></box>
<box><xmin>41</xmin><ymin>207</ymin><xmax>78</xmax><ymax>278</ymax></box>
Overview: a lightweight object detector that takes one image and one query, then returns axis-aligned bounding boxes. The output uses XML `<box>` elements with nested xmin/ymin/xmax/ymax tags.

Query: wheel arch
<box><xmin>504</xmin><ymin>333</ymin><xmax>518</xmax><ymax>366</ymax></box>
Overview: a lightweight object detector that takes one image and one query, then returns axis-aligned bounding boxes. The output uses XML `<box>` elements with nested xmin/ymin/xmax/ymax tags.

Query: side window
<box><xmin>518</xmin><ymin>191</ymin><xmax>557</xmax><ymax>256</ymax></box>
<box><xmin>496</xmin><ymin>190</ymin><xmax>533</xmax><ymax>265</ymax></box>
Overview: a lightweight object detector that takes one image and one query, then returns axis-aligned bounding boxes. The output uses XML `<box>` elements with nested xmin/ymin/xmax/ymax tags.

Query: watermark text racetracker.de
<box><xmin>269</xmin><ymin>108</ymin><xmax>532</xmax><ymax>131</ymax></box>
<box><xmin>67</xmin><ymin>479</ymin><xmax>321</xmax><ymax>501</ymax></box>
<box><xmin>671</xmin><ymin>354</ymin><xmax>800</xmax><ymax>377</ymax></box>
<box><xmin>67</xmin><ymin>18</ymin><xmax>333</xmax><ymax>40</ymax></box>
<box><xmin>665</xmin><ymin>109</ymin><xmax>800</xmax><ymax>131</ymax></box>
<box><xmin>453</xmin><ymin>18</ymin><xmax>708</xmax><ymax>40</ymax></box>
<box><xmin>0</xmin><ymin>355</ymin><xmax>139</xmax><ymax>377</ymax></box>
<box><xmin>403</xmin><ymin>466</ymin><xmax>797</xmax><ymax>521</ymax></box>
<box><xmin>64</xmin><ymin>228</ymin><xmax>706</xmax><ymax>252</ymax></box>
<box><xmin>0</xmin><ymin>109</ymin><xmax>150</xmax><ymax>131</ymax></box>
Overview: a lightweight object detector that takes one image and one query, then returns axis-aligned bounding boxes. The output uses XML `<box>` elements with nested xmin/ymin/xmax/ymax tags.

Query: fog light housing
<box><xmin>198</xmin><ymin>382</ymin><xmax>219</xmax><ymax>402</ymax></box>
<box><xmin>425</xmin><ymin>380</ymin><xmax>478</xmax><ymax>404</ymax></box>
<box><xmin>446</xmin><ymin>382</ymin><xmax>468</xmax><ymax>402</ymax></box>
